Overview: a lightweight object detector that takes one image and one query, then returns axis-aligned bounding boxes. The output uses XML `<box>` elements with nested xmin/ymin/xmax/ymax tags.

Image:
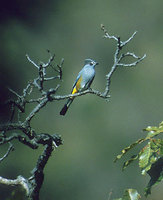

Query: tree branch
<box><xmin>0</xmin><ymin>143</ymin><xmax>14</xmax><ymax>163</ymax></box>
<box><xmin>0</xmin><ymin>25</ymin><xmax>146</xmax><ymax>200</ymax></box>
<box><xmin>0</xmin><ymin>175</ymin><xmax>30</xmax><ymax>195</ymax></box>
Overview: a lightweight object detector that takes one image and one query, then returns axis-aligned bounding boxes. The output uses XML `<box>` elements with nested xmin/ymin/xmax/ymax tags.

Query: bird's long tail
<box><xmin>60</xmin><ymin>98</ymin><xmax>74</xmax><ymax>115</ymax></box>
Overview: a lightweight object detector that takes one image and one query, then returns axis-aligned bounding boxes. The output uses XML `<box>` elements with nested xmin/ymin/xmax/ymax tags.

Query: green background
<box><xmin>0</xmin><ymin>0</ymin><xmax>163</xmax><ymax>199</ymax></box>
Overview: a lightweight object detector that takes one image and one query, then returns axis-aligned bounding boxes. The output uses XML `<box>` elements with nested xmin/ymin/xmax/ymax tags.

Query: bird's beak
<box><xmin>95</xmin><ymin>62</ymin><xmax>99</xmax><ymax>65</ymax></box>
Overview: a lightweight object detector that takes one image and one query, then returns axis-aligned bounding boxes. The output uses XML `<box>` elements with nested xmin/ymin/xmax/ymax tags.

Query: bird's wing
<box><xmin>85</xmin><ymin>74</ymin><xmax>95</xmax><ymax>88</ymax></box>
<box><xmin>71</xmin><ymin>72</ymin><xmax>82</xmax><ymax>94</ymax></box>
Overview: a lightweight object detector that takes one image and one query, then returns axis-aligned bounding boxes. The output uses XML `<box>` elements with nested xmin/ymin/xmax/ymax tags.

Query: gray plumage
<box><xmin>60</xmin><ymin>59</ymin><xmax>98</xmax><ymax>115</ymax></box>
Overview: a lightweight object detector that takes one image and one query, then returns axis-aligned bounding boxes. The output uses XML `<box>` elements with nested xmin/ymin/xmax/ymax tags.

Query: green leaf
<box><xmin>114</xmin><ymin>121</ymin><xmax>163</xmax><ymax>197</ymax></box>
<box><xmin>160</xmin><ymin>140</ymin><xmax>163</xmax><ymax>156</ymax></box>
<box><xmin>139</xmin><ymin>139</ymin><xmax>163</xmax><ymax>175</ymax></box>
<box><xmin>123</xmin><ymin>155</ymin><xmax>138</xmax><ymax>170</ymax></box>
<box><xmin>115</xmin><ymin>121</ymin><xmax>163</xmax><ymax>164</ymax></box>
<box><xmin>114</xmin><ymin>138</ymin><xmax>144</xmax><ymax>163</ymax></box>
<box><xmin>139</xmin><ymin>143</ymin><xmax>151</xmax><ymax>171</ymax></box>
<box><xmin>114</xmin><ymin>189</ymin><xmax>141</xmax><ymax>200</ymax></box>
<box><xmin>144</xmin><ymin>121</ymin><xmax>163</xmax><ymax>138</ymax></box>
<box><xmin>145</xmin><ymin>157</ymin><xmax>163</xmax><ymax>196</ymax></box>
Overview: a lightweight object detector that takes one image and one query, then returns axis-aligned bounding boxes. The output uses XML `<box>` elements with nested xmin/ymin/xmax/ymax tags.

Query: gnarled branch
<box><xmin>0</xmin><ymin>25</ymin><xmax>146</xmax><ymax>200</ymax></box>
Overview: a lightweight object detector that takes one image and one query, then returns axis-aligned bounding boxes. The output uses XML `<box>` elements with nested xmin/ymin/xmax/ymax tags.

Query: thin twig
<box><xmin>8</xmin><ymin>87</ymin><xmax>21</xmax><ymax>98</ymax></box>
<box><xmin>26</xmin><ymin>54</ymin><xmax>39</xmax><ymax>69</ymax></box>
<box><xmin>0</xmin><ymin>143</ymin><xmax>14</xmax><ymax>163</ymax></box>
<box><xmin>121</xmin><ymin>31</ymin><xmax>137</xmax><ymax>46</ymax></box>
<box><xmin>117</xmin><ymin>54</ymin><xmax>146</xmax><ymax>67</ymax></box>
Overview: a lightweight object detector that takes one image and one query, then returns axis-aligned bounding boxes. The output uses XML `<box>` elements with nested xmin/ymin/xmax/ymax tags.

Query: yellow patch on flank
<box><xmin>72</xmin><ymin>87</ymin><xmax>77</xmax><ymax>94</ymax></box>
<box><xmin>72</xmin><ymin>76</ymin><xmax>82</xmax><ymax>94</ymax></box>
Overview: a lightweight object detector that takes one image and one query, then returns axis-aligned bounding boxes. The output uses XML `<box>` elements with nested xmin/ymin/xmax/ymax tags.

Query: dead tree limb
<box><xmin>0</xmin><ymin>25</ymin><xmax>146</xmax><ymax>200</ymax></box>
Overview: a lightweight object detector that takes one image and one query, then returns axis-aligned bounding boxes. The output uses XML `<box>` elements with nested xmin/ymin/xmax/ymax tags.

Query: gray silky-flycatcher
<box><xmin>60</xmin><ymin>59</ymin><xmax>98</xmax><ymax>115</ymax></box>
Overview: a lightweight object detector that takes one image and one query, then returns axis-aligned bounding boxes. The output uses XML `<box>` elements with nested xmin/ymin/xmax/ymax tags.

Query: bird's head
<box><xmin>84</xmin><ymin>59</ymin><xmax>99</xmax><ymax>67</ymax></box>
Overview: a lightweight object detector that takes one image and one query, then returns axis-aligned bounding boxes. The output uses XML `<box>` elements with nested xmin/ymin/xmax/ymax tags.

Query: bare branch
<box><xmin>50</xmin><ymin>26</ymin><xmax>145</xmax><ymax>101</ymax></box>
<box><xmin>25</xmin><ymin>98</ymin><xmax>49</xmax><ymax>124</ymax></box>
<box><xmin>99</xmin><ymin>24</ymin><xmax>146</xmax><ymax>98</ymax></box>
<box><xmin>101</xmin><ymin>24</ymin><xmax>119</xmax><ymax>41</ymax></box>
<box><xmin>123</xmin><ymin>52</ymin><xmax>140</xmax><ymax>59</ymax></box>
<box><xmin>121</xmin><ymin>31</ymin><xmax>137</xmax><ymax>47</ymax></box>
<box><xmin>117</xmin><ymin>54</ymin><xmax>146</xmax><ymax>67</ymax></box>
<box><xmin>51</xmin><ymin>88</ymin><xmax>110</xmax><ymax>101</ymax></box>
<box><xmin>0</xmin><ymin>133</ymin><xmax>62</xmax><ymax>199</ymax></box>
<box><xmin>7</xmin><ymin>87</ymin><xmax>21</xmax><ymax>98</ymax></box>
<box><xmin>0</xmin><ymin>175</ymin><xmax>30</xmax><ymax>195</ymax></box>
<box><xmin>0</xmin><ymin>123</ymin><xmax>23</xmax><ymax>132</ymax></box>
<box><xmin>0</xmin><ymin>25</ymin><xmax>146</xmax><ymax>200</ymax></box>
<box><xmin>23</xmin><ymin>81</ymin><xmax>34</xmax><ymax>97</ymax></box>
<box><xmin>42</xmin><ymin>50</ymin><xmax>55</xmax><ymax>68</ymax></box>
<box><xmin>0</xmin><ymin>143</ymin><xmax>14</xmax><ymax>163</ymax></box>
<box><xmin>0</xmin><ymin>51</ymin><xmax>64</xmax><ymax>199</ymax></box>
<box><xmin>26</xmin><ymin>54</ymin><xmax>39</xmax><ymax>69</ymax></box>
<box><xmin>44</xmin><ymin>77</ymin><xmax>59</xmax><ymax>81</ymax></box>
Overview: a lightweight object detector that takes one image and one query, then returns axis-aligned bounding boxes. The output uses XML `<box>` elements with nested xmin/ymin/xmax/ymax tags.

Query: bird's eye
<box><xmin>90</xmin><ymin>62</ymin><xmax>94</xmax><ymax>65</ymax></box>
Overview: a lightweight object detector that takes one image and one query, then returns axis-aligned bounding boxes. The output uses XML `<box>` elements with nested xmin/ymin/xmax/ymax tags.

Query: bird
<box><xmin>60</xmin><ymin>59</ymin><xmax>98</xmax><ymax>115</ymax></box>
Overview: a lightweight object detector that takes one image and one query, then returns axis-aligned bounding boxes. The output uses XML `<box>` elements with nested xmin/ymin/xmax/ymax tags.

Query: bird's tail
<box><xmin>60</xmin><ymin>98</ymin><xmax>74</xmax><ymax>115</ymax></box>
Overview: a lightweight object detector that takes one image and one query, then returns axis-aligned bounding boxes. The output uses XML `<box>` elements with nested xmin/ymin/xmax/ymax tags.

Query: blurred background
<box><xmin>0</xmin><ymin>0</ymin><xmax>163</xmax><ymax>199</ymax></box>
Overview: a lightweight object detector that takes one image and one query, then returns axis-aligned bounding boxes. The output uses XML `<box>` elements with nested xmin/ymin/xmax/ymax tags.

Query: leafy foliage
<box><xmin>115</xmin><ymin>121</ymin><xmax>163</xmax><ymax>196</ymax></box>
<box><xmin>114</xmin><ymin>189</ymin><xmax>141</xmax><ymax>200</ymax></box>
